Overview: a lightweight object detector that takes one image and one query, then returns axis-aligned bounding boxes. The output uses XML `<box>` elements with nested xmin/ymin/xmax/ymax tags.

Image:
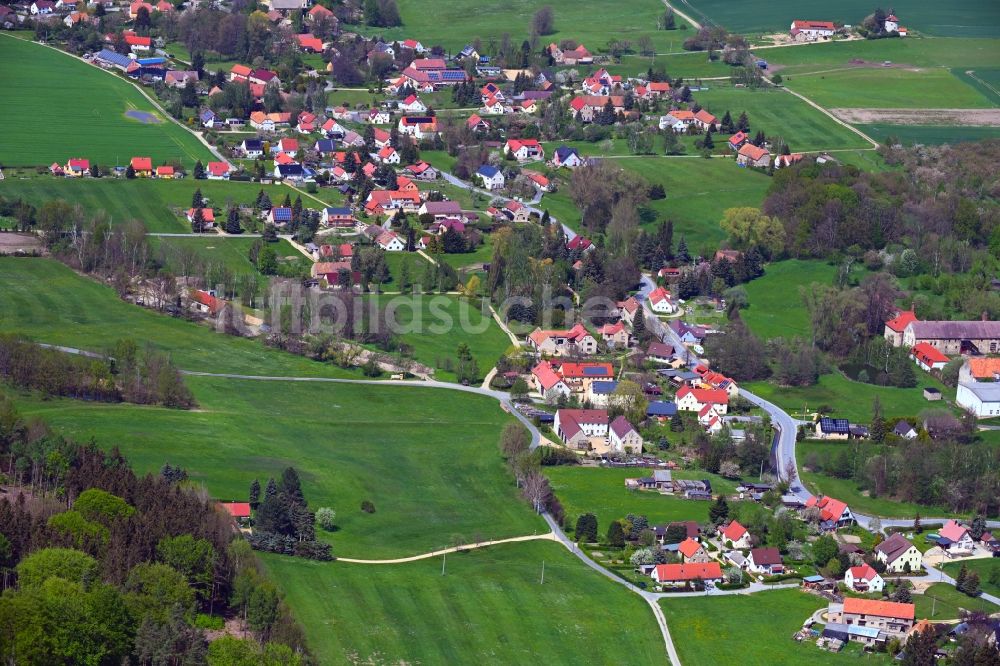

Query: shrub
<box><xmin>361</xmin><ymin>500</ymin><xmax>376</xmax><ymax>513</ymax></box>
<box><xmin>316</xmin><ymin>507</ymin><xmax>336</xmax><ymax>531</ymax></box>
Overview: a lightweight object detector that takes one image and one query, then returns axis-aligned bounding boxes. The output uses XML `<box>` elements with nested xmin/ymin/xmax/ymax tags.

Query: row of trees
<box><xmin>0</xmin><ymin>335</ymin><xmax>195</xmax><ymax>409</ymax></box>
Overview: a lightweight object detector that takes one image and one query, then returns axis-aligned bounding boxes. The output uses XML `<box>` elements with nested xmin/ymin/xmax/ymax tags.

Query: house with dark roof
<box><xmin>747</xmin><ymin>547</ymin><xmax>784</xmax><ymax>575</ymax></box>
<box><xmin>608</xmin><ymin>415</ymin><xmax>642</xmax><ymax>454</ymax></box>
<box><xmin>815</xmin><ymin>417</ymin><xmax>851</xmax><ymax>440</ymax></box>
<box><xmin>552</xmin><ymin>145</ymin><xmax>583</xmax><ymax>169</ymax></box>
<box><xmin>873</xmin><ymin>533</ymin><xmax>921</xmax><ymax>573</ymax></box>
<box><xmin>554</xmin><ymin>409</ymin><xmax>609</xmax><ymax>450</ymax></box>
<box><xmin>646</xmin><ymin>401</ymin><xmax>677</xmax><ymax>419</ymax></box>
<box><xmin>903</xmin><ymin>319</ymin><xmax>1000</xmax><ymax>356</ymax></box>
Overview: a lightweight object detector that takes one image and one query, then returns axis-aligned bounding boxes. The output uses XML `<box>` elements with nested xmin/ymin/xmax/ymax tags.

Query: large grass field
<box><xmin>683</xmin><ymin>1</ymin><xmax>1000</xmax><ymax>38</ymax></box>
<box><xmin>545</xmin><ymin>466</ymin><xmax>740</xmax><ymax>528</ymax></box>
<box><xmin>151</xmin><ymin>236</ymin><xmax>309</xmax><ymax>282</ymax></box>
<box><xmin>783</xmin><ymin>66</ymin><xmax>996</xmax><ymax>109</ymax></box>
<box><xmin>12</xmin><ymin>374</ymin><xmax>545</xmax><ymax>558</ymax></box>
<box><xmin>798</xmin><ymin>467</ymin><xmax>956</xmax><ymax>519</ymax></box>
<box><xmin>0</xmin><ymin>175</ymin><xmax>339</xmax><ymax>233</ymax></box>
<box><xmin>763</xmin><ymin>37</ymin><xmax>1000</xmax><ymax>73</ymax></box>
<box><xmin>693</xmin><ymin>85</ymin><xmax>873</xmax><ymax>150</ymax></box>
<box><xmin>660</xmin><ymin>589</ymin><xmax>891</xmax><ymax>665</ymax></box>
<box><xmin>263</xmin><ymin>541</ymin><xmax>667</xmax><ymax>665</ymax></box>
<box><xmin>0</xmin><ymin>35</ymin><xmax>214</xmax><ymax>166</ymax></box>
<box><xmin>363</xmin><ymin>294</ymin><xmax>513</xmax><ymax>382</ymax></box>
<box><xmin>0</xmin><ymin>258</ymin><xmax>355</xmax><ymax>377</ymax></box>
<box><xmin>940</xmin><ymin>559</ymin><xmax>1000</xmax><ymax>598</ymax></box>
<box><xmin>356</xmin><ymin>0</ymin><xmax>691</xmax><ymax>52</ymax></box>
<box><xmin>742</xmin><ymin>259</ymin><xmax>837</xmax><ymax>341</ymax></box>
<box><xmin>744</xmin><ymin>372</ymin><xmax>949</xmax><ymax>423</ymax></box>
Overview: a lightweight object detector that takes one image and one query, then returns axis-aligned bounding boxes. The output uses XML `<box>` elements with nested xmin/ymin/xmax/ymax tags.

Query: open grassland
<box><xmin>0</xmin><ymin>175</ymin><xmax>339</xmax><ymax>233</ymax></box>
<box><xmin>0</xmin><ymin>258</ymin><xmax>351</xmax><ymax>377</ymax></box>
<box><xmin>858</xmin><ymin>124</ymin><xmax>1000</xmax><ymax>145</ymax></box>
<box><xmin>357</xmin><ymin>0</ymin><xmax>690</xmax><ymax>53</ymax></box>
<box><xmin>362</xmin><ymin>294</ymin><xmax>513</xmax><ymax>382</ymax></box>
<box><xmin>783</xmin><ymin>66</ymin><xmax>996</xmax><ymax>109</ymax></box>
<box><xmin>742</xmin><ymin>259</ymin><xmax>837</xmax><ymax>341</ymax></box>
<box><xmin>914</xmin><ymin>583</ymin><xmax>999</xmax><ymax>620</ymax></box>
<box><xmin>150</xmin><ymin>236</ymin><xmax>308</xmax><ymax>280</ymax></box>
<box><xmin>682</xmin><ymin>0</ymin><xmax>1000</xmax><ymax>38</ymax></box>
<box><xmin>744</xmin><ymin>371</ymin><xmax>951</xmax><ymax>424</ymax></box>
<box><xmin>0</xmin><ymin>35</ymin><xmax>213</xmax><ymax>166</ymax></box>
<box><xmin>954</xmin><ymin>68</ymin><xmax>1000</xmax><ymax>104</ymax></box>
<box><xmin>660</xmin><ymin>589</ymin><xmax>891</xmax><ymax>665</ymax></box>
<box><xmin>605</xmin><ymin>52</ymin><xmax>734</xmax><ymax>79</ymax></box>
<box><xmin>12</xmin><ymin>374</ymin><xmax>544</xmax><ymax>558</ymax></box>
<box><xmin>545</xmin><ymin>466</ymin><xmax>739</xmax><ymax>528</ymax></box>
<box><xmin>432</xmin><ymin>235</ymin><xmax>494</xmax><ymax>272</ymax></box>
<box><xmin>263</xmin><ymin>541</ymin><xmax>666</xmax><ymax>665</ymax></box>
<box><xmin>940</xmin><ymin>560</ymin><xmax>1000</xmax><ymax>598</ymax></box>
<box><xmin>694</xmin><ymin>85</ymin><xmax>872</xmax><ymax>150</ymax></box>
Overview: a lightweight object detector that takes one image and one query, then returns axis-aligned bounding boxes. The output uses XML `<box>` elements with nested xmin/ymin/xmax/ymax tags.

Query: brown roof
<box><xmin>907</xmin><ymin>320</ymin><xmax>1000</xmax><ymax>340</ymax></box>
<box><xmin>750</xmin><ymin>547</ymin><xmax>782</xmax><ymax>566</ymax></box>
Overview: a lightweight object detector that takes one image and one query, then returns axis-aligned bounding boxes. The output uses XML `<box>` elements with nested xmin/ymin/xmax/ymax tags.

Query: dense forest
<box><xmin>0</xmin><ymin>396</ymin><xmax>310</xmax><ymax>664</ymax></box>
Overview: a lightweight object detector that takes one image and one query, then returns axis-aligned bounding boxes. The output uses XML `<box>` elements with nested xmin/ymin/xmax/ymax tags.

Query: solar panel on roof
<box><xmin>583</xmin><ymin>366</ymin><xmax>609</xmax><ymax>375</ymax></box>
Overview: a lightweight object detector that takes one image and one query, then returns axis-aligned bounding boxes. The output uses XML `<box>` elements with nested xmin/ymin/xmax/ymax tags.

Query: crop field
<box><xmin>0</xmin><ymin>258</ymin><xmax>353</xmax><ymax>377</ymax></box>
<box><xmin>693</xmin><ymin>85</ymin><xmax>872</xmax><ymax>150</ymax></box>
<box><xmin>783</xmin><ymin>66</ymin><xmax>996</xmax><ymax>109</ymax></box>
<box><xmin>12</xmin><ymin>373</ymin><xmax>544</xmax><ymax>558</ymax></box>
<box><xmin>858</xmin><ymin>124</ymin><xmax>1000</xmax><ymax>145</ymax></box>
<box><xmin>545</xmin><ymin>466</ymin><xmax>739</xmax><ymax>528</ymax></box>
<box><xmin>0</xmin><ymin>35</ymin><xmax>214</xmax><ymax>166</ymax></box>
<box><xmin>362</xmin><ymin>294</ymin><xmax>513</xmax><ymax>382</ymax></box>
<box><xmin>681</xmin><ymin>0</ymin><xmax>1000</xmax><ymax>38</ymax></box>
<box><xmin>263</xmin><ymin>541</ymin><xmax>666</xmax><ymax>665</ymax></box>
<box><xmin>354</xmin><ymin>0</ymin><xmax>690</xmax><ymax>52</ymax></box>
<box><xmin>0</xmin><ymin>175</ymin><xmax>336</xmax><ymax>232</ymax></box>
<box><xmin>660</xmin><ymin>589</ymin><xmax>890</xmax><ymax>665</ymax></box>
<box><xmin>763</xmin><ymin>37</ymin><xmax>1000</xmax><ymax>74</ymax></box>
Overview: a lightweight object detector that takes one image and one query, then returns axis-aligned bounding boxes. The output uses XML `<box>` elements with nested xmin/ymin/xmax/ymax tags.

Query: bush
<box><xmin>316</xmin><ymin>507</ymin><xmax>336</xmax><ymax>531</ymax></box>
<box><xmin>194</xmin><ymin>614</ymin><xmax>225</xmax><ymax>630</ymax></box>
<box><xmin>361</xmin><ymin>500</ymin><xmax>376</xmax><ymax>513</ymax></box>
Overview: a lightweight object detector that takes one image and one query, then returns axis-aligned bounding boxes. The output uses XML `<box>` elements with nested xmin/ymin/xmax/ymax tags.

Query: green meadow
<box><xmin>693</xmin><ymin>84</ymin><xmax>872</xmax><ymax>150</ymax></box>
<box><xmin>913</xmin><ymin>583</ymin><xmax>999</xmax><ymax>620</ymax></box>
<box><xmin>858</xmin><ymin>124</ymin><xmax>1000</xmax><ymax>146</ymax></box>
<box><xmin>682</xmin><ymin>0</ymin><xmax>1000</xmax><ymax>38</ymax></box>
<box><xmin>661</xmin><ymin>589</ymin><xmax>891</xmax><ymax>665</ymax></box>
<box><xmin>356</xmin><ymin>0</ymin><xmax>692</xmax><ymax>52</ymax></box>
<box><xmin>940</xmin><ymin>559</ymin><xmax>1000</xmax><ymax>598</ymax></box>
<box><xmin>783</xmin><ymin>66</ymin><xmax>995</xmax><ymax>109</ymax></box>
<box><xmin>0</xmin><ymin>35</ymin><xmax>214</xmax><ymax>166</ymax></box>
<box><xmin>742</xmin><ymin>259</ymin><xmax>837</xmax><ymax>341</ymax></box>
<box><xmin>545</xmin><ymin>466</ymin><xmax>740</xmax><ymax>528</ymax></box>
<box><xmin>263</xmin><ymin>541</ymin><xmax>667</xmax><ymax>665</ymax></box>
<box><xmin>0</xmin><ymin>176</ymin><xmax>341</xmax><ymax>233</ymax></box>
<box><xmin>150</xmin><ymin>236</ymin><xmax>309</xmax><ymax>281</ymax></box>
<box><xmin>763</xmin><ymin>37</ymin><xmax>1000</xmax><ymax>74</ymax></box>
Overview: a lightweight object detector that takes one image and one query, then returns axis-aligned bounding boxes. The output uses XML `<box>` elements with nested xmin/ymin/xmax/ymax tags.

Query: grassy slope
<box><xmin>661</xmin><ymin>589</ymin><xmax>891</xmax><ymax>665</ymax></box>
<box><xmin>262</xmin><ymin>541</ymin><xmax>667</xmax><ymax>665</ymax></box>
<box><xmin>798</xmin><ymin>467</ymin><xmax>956</xmax><ymax>519</ymax></box>
<box><xmin>0</xmin><ymin>258</ymin><xmax>349</xmax><ymax>377</ymax></box>
<box><xmin>150</xmin><ymin>237</ymin><xmax>308</xmax><ymax>285</ymax></box>
<box><xmin>694</xmin><ymin>85</ymin><xmax>872</xmax><ymax>150</ymax></box>
<box><xmin>0</xmin><ymin>35</ymin><xmax>213</xmax><ymax>166</ymax></box>
<box><xmin>914</xmin><ymin>583</ymin><xmax>999</xmax><ymax>620</ymax></box>
<box><xmin>940</xmin><ymin>559</ymin><xmax>1000</xmax><ymax>598</ymax></box>
<box><xmin>742</xmin><ymin>259</ymin><xmax>836</xmax><ymax>341</ymax></box>
<box><xmin>682</xmin><ymin>1</ymin><xmax>1000</xmax><ymax>38</ymax></box>
<box><xmin>13</xmin><ymin>375</ymin><xmax>544</xmax><ymax>558</ymax></box>
<box><xmin>0</xmin><ymin>176</ymin><xmax>340</xmax><ymax>233</ymax></box>
<box><xmin>545</xmin><ymin>467</ymin><xmax>739</xmax><ymax>527</ymax></box>
<box><xmin>355</xmin><ymin>0</ymin><xmax>690</xmax><ymax>52</ymax></box>
<box><xmin>363</xmin><ymin>294</ymin><xmax>512</xmax><ymax>381</ymax></box>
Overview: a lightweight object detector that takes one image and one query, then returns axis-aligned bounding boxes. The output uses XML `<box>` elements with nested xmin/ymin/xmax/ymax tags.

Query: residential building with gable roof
<box><xmin>805</xmin><ymin>495</ymin><xmax>855</xmax><ymax>530</ymax></box>
<box><xmin>652</xmin><ymin>562</ymin><xmax>723</xmax><ymax>587</ymax></box>
<box><xmin>844</xmin><ymin>564</ymin><xmax>884</xmax><ymax>593</ymax></box>
<box><xmin>554</xmin><ymin>409</ymin><xmax>609</xmax><ymax>449</ymax></box>
<box><xmin>608</xmin><ymin>416</ymin><xmax>642</xmax><ymax>454</ymax></box>
<box><xmin>720</xmin><ymin>520</ymin><xmax>751</xmax><ymax>549</ymax></box>
<box><xmin>527</xmin><ymin>324</ymin><xmax>597</xmax><ymax>356</ymax></box>
<box><xmin>873</xmin><ymin>533</ymin><xmax>922</xmax><ymax>573</ymax></box>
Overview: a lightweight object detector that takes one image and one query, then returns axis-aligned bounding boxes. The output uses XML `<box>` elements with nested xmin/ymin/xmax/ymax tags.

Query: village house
<box><xmin>692</xmin><ymin>109</ymin><xmax>717</xmax><ymax>131</ymax></box>
<box><xmin>845</xmin><ymin>564</ymin><xmax>884</xmax><ymax>593</ymax></box>
<box><xmin>678</xmin><ymin>538</ymin><xmax>711</xmax><ymax>563</ymax></box>
<box><xmin>720</xmin><ymin>520</ymin><xmax>751</xmax><ymax>549</ymax></box>
<box><xmin>746</xmin><ymin>547</ymin><xmax>784</xmax><ymax>575</ymax></box>
<box><xmin>873</xmin><ymin>533</ymin><xmax>922</xmax><ymax>573</ymax></box>
<box><xmin>936</xmin><ymin>520</ymin><xmax>975</xmax><ymax>555</ymax></box>
<box><xmin>365</xmin><ymin>190</ymin><xmax>421</xmax><ymax>216</ymax></box>
<box><xmin>957</xmin><ymin>381</ymin><xmax>1000</xmax><ymax>418</ymax></box>
<box><xmin>505</xmin><ymin>139</ymin><xmax>544</xmax><ymax>161</ymax></box>
<box><xmin>322</xmin><ymin>207</ymin><xmax>354</xmax><ymax>229</ymax></box>
<box><xmin>883</xmin><ymin>309</ymin><xmax>917</xmax><ymax>346</ymax></box>
<box><xmin>805</xmin><ymin>495</ymin><xmax>855</xmax><ymax>530</ymax></box>
<box><xmin>207</xmin><ymin>161</ymin><xmax>231</xmax><ymax>180</ymax></box>
<box><xmin>419</xmin><ymin>201</ymin><xmax>463</xmax><ymax>219</ymax></box>
<box><xmin>398</xmin><ymin>95</ymin><xmax>428</xmax><ymax>113</ymax></box>
<box><xmin>646</xmin><ymin>342</ymin><xmax>675</xmax><ymax>364</ymax></box>
<box><xmin>552</xmin><ymin>145</ymin><xmax>583</xmax><ymax>169</ymax></box>
<box><xmin>910</xmin><ymin>342</ymin><xmax>948</xmax><ymax>372</ymax></box>
<box><xmin>728</xmin><ymin>131</ymin><xmax>748</xmax><ymax>151</ymax></box>
<box><xmin>659</xmin><ymin>110</ymin><xmax>695</xmax><ymax>132</ymax></box>
<box><xmin>586</xmin><ymin>380</ymin><xmax>617</xmax><ymax>407</ymax></box>
<box><xmin>165</xmin><ymin>70</ymin><xmax>198</xmax><ymax>88</ymax></box>
<box><xmin>790</xmin><ymin>20</ymin><xmax>836</xmax><ymax>41</ymax></box>
<box><xmin>618</xmin><ymin>297</ymin><xmax>641</xmax><ymax>325</ymax></box>
<box><xmin>737</xmin><ymin>143</ymin><xmax>771</xmax><ymax>168</ymax></box>
<box><xmin>398</xmin><ymin>115</ymin><xmax>439</xmax><ymax>139</ymax></box>
<box><xmin>189</xmin><ymin>289</ymin><xmax>222</xmax><ymax>316</ymax></box>
<box><xmin>608</xmin><ymin>416</ymin><xmax>642</xmax><ymax>454</ymax></box>
<box><xmin>555</xmin><ymin>362</ymin><xmax>614</xmax><ymax>394</ymax></box>
<box><xmin>527</xmin><ymin>324</ymin><xmax>598</xmax><ymax>356</ymax></box>
<box><xmin>671</xmin><ymin>320</ymin><xmax>708</xmax><ymax>345</ymax></box>
<box><xmin>902</xmin><ymin>318</ymin><xmax>1000</xmax><ymax>355</ymax></box>
<box><xmin>774</xmin><ymin>153</ymin><xmax>805</xmax><ymax>169</ymax></box>
<box><xmin>647</xmin><ymin>286</ymin><xmax>676</xmax><ymax>314</ymax></box>
<box><xmin>599</xmin><ymin>321</ymin><xmax>630</xmax><ymax>348</ymax></box>
<box><xmin>530</xmin><ymin>360</ymin><xmax>573</xmax><ymax>402</ymax></box>
<box><xmin>376</xmin><ymin>230</ymin><xmax>406</xmax><ymax>252</ymax></box>
<box><xmin>186</xmin><ymin>207</ymin><xmax>215</xmax><ymax>230</ymax></box>
<box><xmin>476</xmin><ymin>165</ymin><xmax>505</xmax><ymax>190</ymax></box>
<box><xmin>549</xmin><ymin>42</ymin><xmax>593</xmax><ymax>65</ymax></box>
<box><xmin>130</xmin><ymin>156</ymin><xmax>153</xmax><ymax>177</ymax></box>
<box><xmin>651</xmin><ymin>562</ymin><xmax>723</xmax><ymax>588</ymax></box>
<box><xmin>554</xmin><ymin>408</ymin><xmax>609</xmax><ymax>450</ymax></box>
<box><xmin>64</xmin><ymin>158</ymin><xmax>90</xmax><ymax>177</ymax></box>
<box><xmin>569</xmin><ymin>95</ymin><xmax>624</xmax><ymax>123</ymax></box>
<box><xmin>155</xmin><ymin>165</ymin><xmax>175</xmax><ymax>179</ymax></box>
<box><xmin>239</xmin><ymin>139</ymin><xmax>264</xmax><ymax>158</ymax></box>
<box><xmin>830</xmin><ymin>598</ymin><xmax>915</xmax><ymax>639</ymax></box>
<box><xmin>959</xmin><ymin>357</ymin><xmax>1000</xmax><ymax>383</ymax></box>
<box><xmin>675</xmin><ymin>386</ymin><xmax>729</xmax><ymax>414</ymax></box>
<box><xmin>815</xmin><ymin>417</ymin><xmax>851</xmax><ymax>440</ymax></box>
<box><xmin>893</xmin><ymin>420</ymin><xmax>918</xmax><ymax>440</ymax></box>
<box><xmin>267</xmin><ymin>207</ymin><xmax>292</xmax><ymax>226</ymax></box>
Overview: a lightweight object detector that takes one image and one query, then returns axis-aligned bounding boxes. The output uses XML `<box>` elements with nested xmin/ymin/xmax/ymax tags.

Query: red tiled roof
<box><xmin>939</xmin><ymin>520</ymin><xmax>968</xmax><ymax>542</ymax></box>
<box><xmin>676</xmin><ymin>386</ymin><xmax>729</xmax><ymax>405</ymax></box>
<box><xmin>721</xmin><ymin>521</ymin><xmax>747</xmax><ymax>542</ymax></box>
<box><xmin>842</xmin><ymin>597</ymin><xmax>914</xmax><ymax>620</ymax></box>
<box><xmin>792</xmin><ymin>20</ymin><xmax>836</xmax><ymax>30</ymax></box>
<box><xmin>208</xmin><ymin>161</ymin><xmax>230</xmax><ymax>176</ymax></box>
<box><xmin>559</xmin><ymin>362</ymin><xmax>613</xmax><ymax>379</ymax></box>
<box><xmin>531</xmin><ymin>361</ymin><xmax>564</xmax><ymax>391</ymax></box>
<box><xmin>130</xmin><ymin>156</ymin><xmax>152</xmax><ymax>171</ymax></box>
<box><xmin>654</xmin><ymin>562</ymin><xmax>722</xmax><ymax>582</ymax></box>
<box><xmin>966</xmin><ymin>358</ymin><xmax>1000</xmax><ymax>380</ymax></box>
<box><xmin>911</xmin><ymin>342</ymin><xmax>948</xmax><ymax>366</ymax></box>
<box><xmin>678</xmin><ymin>538</ymin><xmax>702</xmax><ymax>558</ymax></box>
<box><xmin>885</xmin><ymin>310</ymin><xmax>917</xmax><ymax>332</ymax></box>
<box><xmin>738</xmin><ymin>143</ymin><xmax>769</xmax><ymax>161</ymax></box>
<box><xmin>848</xmin><ymin>564</ymin><xmax>879</xmax><ymax>581</ymax></box>
<box><xmin>222</xmin><ymin>502</ymin><xmax>251</xmax><ymax>518</ymax></box>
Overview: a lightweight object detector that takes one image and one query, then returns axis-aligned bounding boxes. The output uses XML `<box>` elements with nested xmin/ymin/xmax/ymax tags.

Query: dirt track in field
<box><xmin>830</xmin><ymin>108</ymin><xmax>1000</xmax><ymax>126</ymax></box>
